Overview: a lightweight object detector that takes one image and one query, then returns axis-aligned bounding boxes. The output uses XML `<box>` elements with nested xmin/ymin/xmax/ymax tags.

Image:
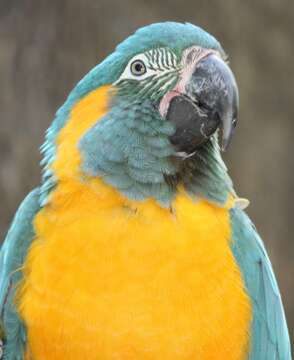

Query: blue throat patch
<box><xmin>79</xmin><ymin>99</ymin><xmax>177</xmax><ymax>206</ymax></box>
<box><xmin>78</xmin><ymin>94</ymin><xmax>233</xmax><ymax>206</ymax></box>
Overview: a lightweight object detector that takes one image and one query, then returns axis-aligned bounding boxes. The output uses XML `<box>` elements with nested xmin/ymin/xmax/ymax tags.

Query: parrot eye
<box><xmin>130</xmin><ymin>60</ymin><xmax>146</xmax><ymax>76</ymax></box>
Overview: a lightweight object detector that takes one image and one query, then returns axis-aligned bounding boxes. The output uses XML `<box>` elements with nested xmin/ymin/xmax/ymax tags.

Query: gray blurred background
<box><xmin>0</xmin><ymin>0</ymin><xmax>293</xmax><ymax>344</ymax></box>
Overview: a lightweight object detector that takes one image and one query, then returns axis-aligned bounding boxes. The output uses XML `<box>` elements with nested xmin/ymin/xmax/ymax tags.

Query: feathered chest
<box><xmin>19</xmin><ymin>181</ymin><xmax>251</xmax><ymax>360</ymax></box>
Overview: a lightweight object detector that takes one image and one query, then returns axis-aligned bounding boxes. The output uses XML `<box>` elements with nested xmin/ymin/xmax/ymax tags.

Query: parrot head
<box><xmin>42</xmin><ymin>22</ymin><xmax>238</xmax><ymax>206</ymax></box>
<box><xmin>112</xmin><ymin>24</ymin><xmax>238</xmax><ymax>154</ymax></box>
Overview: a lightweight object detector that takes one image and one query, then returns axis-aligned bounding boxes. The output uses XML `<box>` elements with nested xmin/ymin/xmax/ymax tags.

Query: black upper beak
<box><xmin>167</xmin><ymin>54</ymin><xmax>239</xmax><ymax>153</ymax></box>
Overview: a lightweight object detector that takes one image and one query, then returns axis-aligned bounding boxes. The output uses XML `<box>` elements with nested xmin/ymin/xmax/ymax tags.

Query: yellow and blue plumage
<box><xmin>0</xmin><ymin>22</ymin><xmax>291</xmax><ymax>359</ymax></box>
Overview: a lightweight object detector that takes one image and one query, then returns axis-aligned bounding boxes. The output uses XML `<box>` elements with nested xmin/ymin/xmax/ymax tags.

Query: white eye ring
<box><xmin>130</xmin><ymin>59</ymin><xmax>147</xmax><ymax>76</ymax></box>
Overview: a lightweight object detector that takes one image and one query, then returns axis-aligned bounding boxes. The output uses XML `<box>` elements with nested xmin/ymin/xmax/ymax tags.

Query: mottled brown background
<box><xmin>0</xmin><ymin>0</ymin><xmax>293</xmax><ymax>345</ymax></box>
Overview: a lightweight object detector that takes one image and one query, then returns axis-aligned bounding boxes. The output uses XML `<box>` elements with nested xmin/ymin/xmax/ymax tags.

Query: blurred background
<box><xmin>0</xmin><ymin>0</ymin><xmax>293</xmax><ymax>344</ymax></box>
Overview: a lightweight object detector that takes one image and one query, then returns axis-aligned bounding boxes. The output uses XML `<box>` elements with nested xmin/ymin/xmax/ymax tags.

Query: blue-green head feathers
<box><xmin>40</xmin><ymin>22</ymin><xmax>233</xmax><ymax>206</ymax></box>
<box><xmin>72</xmin><ymin>22</ymin><xmax>224</xmax><ymax>97</ymax></box>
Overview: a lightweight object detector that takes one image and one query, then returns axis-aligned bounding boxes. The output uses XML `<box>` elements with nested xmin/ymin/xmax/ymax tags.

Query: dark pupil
<box><xmin>134</xmin><ymin>62</ymin><xmax>143</xmax><ymax>73</ymax></box>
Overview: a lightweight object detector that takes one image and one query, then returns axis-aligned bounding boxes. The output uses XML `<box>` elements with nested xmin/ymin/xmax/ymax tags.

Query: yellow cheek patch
<box><xmin>51</xmin><ymin>85</ymin><xmax>112</xmax><ymax>182</ymax></box>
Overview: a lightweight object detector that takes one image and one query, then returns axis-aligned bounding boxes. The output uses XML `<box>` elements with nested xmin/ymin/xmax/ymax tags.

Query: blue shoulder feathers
<box><xmin>0</xmin><ymin>188</ymin><xmax>40</xmax><ymax>360</ymax></box>
<box><xmin>230</xmin><ymin>208</ymin><xmax>291</xmax><ymax>360</ymax></box>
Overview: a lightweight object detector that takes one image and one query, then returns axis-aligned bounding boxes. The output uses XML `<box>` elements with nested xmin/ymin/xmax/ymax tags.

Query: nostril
<box><xmin>196</xmin><ymin>100</ymin><xmax>208</xmax><ymax>111</ymax></box>
<box><xmin>211</xmin><ymin>109</ymin><xmax>221</xmax><ymax>124</ymax></box>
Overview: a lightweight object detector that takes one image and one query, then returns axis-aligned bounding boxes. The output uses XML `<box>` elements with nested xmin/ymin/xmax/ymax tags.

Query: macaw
<box><xmin>0</xmin><ymin>22</ymin><xmax>291</xmax><ymax>360</ymax></box>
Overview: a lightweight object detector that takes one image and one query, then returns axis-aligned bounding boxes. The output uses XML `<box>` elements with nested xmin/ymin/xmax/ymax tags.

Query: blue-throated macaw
<box><xmin>0</xmin><ymin>22</ymin><xmax>291</xmax><ymax>360</ymax></box>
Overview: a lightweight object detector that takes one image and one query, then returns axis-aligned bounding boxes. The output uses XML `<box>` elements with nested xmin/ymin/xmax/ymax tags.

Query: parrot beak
<box><xmin>166</xmin><ymin>53</ymin><xmax>239</xmax><ymax>154</ymax></box>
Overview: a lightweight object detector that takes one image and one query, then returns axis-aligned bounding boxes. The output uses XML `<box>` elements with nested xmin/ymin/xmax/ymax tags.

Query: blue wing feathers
<box><xmin>0</xmin><ymin>188</ymin><xmax>40</xmax><ymax>359</ymax></box>
<box><xmin>230</xmin><ymin>208</ymin><xmax>291</xmax><ymax>360</ymax></box>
